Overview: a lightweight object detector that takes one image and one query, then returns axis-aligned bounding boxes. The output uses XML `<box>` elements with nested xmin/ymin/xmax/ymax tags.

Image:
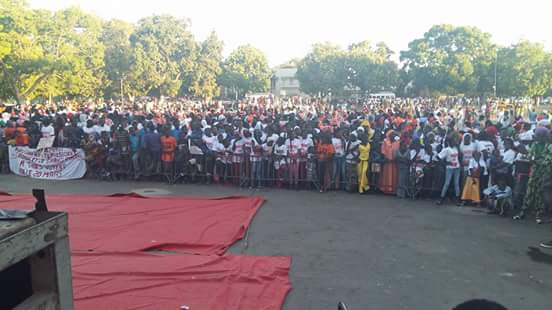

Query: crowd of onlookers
<box><xmin>0</xmin><ymin>96</ymin><xmax>551</xmax><ymax>229</ymax></box>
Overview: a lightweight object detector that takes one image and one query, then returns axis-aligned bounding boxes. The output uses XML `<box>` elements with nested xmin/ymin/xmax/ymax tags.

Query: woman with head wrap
<box><xmin>357</xmin><ymin>134</ymin><xmax>370</xmax><ymax>194</ymax></box>
<box><xmin>515</xmin><ymin>126</ymin><xmax>551</xmax><ymax>223</ymax></box>
<box><xmin>378</xmin><ymin>130</ymin><xmax>400</xmax><ymax>194</ymax></box>
<box><xmin>317</xmin><ymin>132</ymin><xmax>335</xmax><ymax>193</ymax></box>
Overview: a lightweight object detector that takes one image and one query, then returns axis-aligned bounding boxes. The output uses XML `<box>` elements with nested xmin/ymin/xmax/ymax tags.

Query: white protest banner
<box><xmin>36</xmin><ymin>136</ymin><xmax>55</xmax><ymax>150</ymax></box>
<box><xmin>9</xmin><ymin>146</ymin><xmax>86</xmax><ymax>180</ymax></box>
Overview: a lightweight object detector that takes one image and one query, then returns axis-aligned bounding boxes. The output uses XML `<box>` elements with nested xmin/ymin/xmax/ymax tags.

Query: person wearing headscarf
<box><xmin>357</xmin><ymin>134</ymin><xmax>370</xmax><ymax>194</ymax></box>
<box><xmin>379</xmin><ymin>130</ymin><xmax>400</xmax><ymax>194</ymax></box>
<box><xmin>515</xmin><ymin>126</ymin><xmax>551</xmax><ymax>223</ymax></box>
<box><xmin>395</xmin><ymin>140</ymin><xmax>411</xmax><ymax>198</ymax></box>
<box><xmin>459</xmin><ymin>133</ymin><xmax>476</xmax><ymax>182</ymax></box>
<box><xmin>461</xmin><ymin>150</ymin><xmax>486</xmax><ymax>204</ymax></box>
<box><xmin>317</xmin><ymin>132</ymin><xmax>335</xmax><ymax>193</ymax></box>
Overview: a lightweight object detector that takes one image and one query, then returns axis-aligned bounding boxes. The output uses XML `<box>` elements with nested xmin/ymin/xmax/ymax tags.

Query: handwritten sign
<box><xmin>8</xmin><ymin>146</ymin><xmax>86</xmax><ymax>180</ymax></box>
<box><xmin>36</xmin><ymin>136</ymin><xmax>55</xmax><ymax>150</ymax></box>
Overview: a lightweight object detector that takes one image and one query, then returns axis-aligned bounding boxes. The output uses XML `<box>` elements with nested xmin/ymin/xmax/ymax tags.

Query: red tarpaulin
<box><xmin>72</xmin><ymin>252</ymin><xmax>292</xmax><ymax>310</ymax></box>
<box><xmin>0</xmin><ymin>194</ymin><xmax>264</xmax><ymax>255</ymax></box>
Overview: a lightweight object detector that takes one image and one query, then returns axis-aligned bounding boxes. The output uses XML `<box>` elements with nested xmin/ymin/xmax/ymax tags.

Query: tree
<box><xmin>496</xmin><ymin>40</ymin><xmax>552</xmax><ymax>98</ymax></box>
<box><xmin>0</xmin><ymin>0</ymin><xmax>56</xmax><ymax>102</ymax></box>
<box><xmin>296</xmin><ymin>42</ymin><xmax>348</xmax><ymax>97</ymax></box>
<box><xmin>47</xmin><ymin>7</ymin><xmax>105</xmax><ymax>99</ymax></box>
<box><xmin>0</xmin><ymin>2</ymin><xmax>105</xmax><ymax>102</ymax></box>
<box><xmin>101</xmin><ymin>19</ymin><xmax>133</xmax><ymax>99</ymax></box>
<box><xmin>219</xmin><ymin>45</ymin><xmax>271</xmax><ymax>98</ymax></box>
<box><xmin>347</xmin><ymin>41</ymin><xmax>399</xmax><ymax>94</ymax></box>
<box><xmin>186</xmin><ymin>31</ymin><xmax>223</xmax><ymax>99</ymax></box>
<box><xmin>129</xmin><ymin>15</ymin><xmax>196</xmax><ymax>97</ymax></box>
<box><xmin>400</xmin><ymin>24</ymin><xmax>496</xmax><ymax>97</ymax></box>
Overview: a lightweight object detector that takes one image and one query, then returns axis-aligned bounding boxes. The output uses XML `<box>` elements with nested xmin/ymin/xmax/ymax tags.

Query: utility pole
<box><xmin>494</xmin><ymin>51</ymin><xmax>498</xmax><ymax>98</ymax></box>
<box><xmin>120</xmin><ymin>76</ymin><xmax>124</xmax><ymax>103</ymax></box>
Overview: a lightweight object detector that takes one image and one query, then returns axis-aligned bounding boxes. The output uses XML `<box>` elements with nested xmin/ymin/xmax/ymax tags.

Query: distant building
<box><xmin>271</xmin><ymin>66</ymin><xmax>301</xmax><ymax>97</ymax></box>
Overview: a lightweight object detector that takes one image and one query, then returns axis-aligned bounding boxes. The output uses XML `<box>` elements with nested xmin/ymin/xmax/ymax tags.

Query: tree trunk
<box><xmin>22</xmin><ymin>72</ymin><xmax>51</xmax><ymax>99</ymax></box>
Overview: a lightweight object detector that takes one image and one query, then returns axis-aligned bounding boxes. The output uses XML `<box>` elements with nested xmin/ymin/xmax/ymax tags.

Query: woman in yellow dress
<box><xmin>358</xmin><ymin>134</ymin><xmax>371</xmax><ymax>193</ymax></box>
<box><xmin>461</xmin><ymin>151</ymin><xmax>485</xmax><ymax>204</ymax></box>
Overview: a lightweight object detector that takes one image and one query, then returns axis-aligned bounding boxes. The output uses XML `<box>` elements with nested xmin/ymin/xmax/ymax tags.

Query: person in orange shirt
<box><xmin>316</xmin><ymin>133</ymin><xmax>335</xmax><ymax>193</ymax></box>
<box><xmin>15</xmin><ymin>128</ymin><xmax>30</xmax><ymax>146</ymax></box>
<box><xmin>379</xmin><ymin>130</ymin><xmax>401</xmax><ymax>194</ymax></box>
<box><xmin>160</xmin><ymin>127</ymin><xmax>177</xmax><ymax>177</ymax></box>
<box><xmin>3</xmin><ymin>121</ymin><xmax>16</xmax><ymax>141</ymax></box>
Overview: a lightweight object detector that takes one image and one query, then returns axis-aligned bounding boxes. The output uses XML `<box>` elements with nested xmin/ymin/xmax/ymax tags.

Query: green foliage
<box><xmin>400</xmin><ymin>24</ymin><xmax>496</xmax><ymax>97</ymax></box>
<box><xmin>347</xmin><ymin>41</ymin><xmax>399</xmax><ymax>94</ymax></box>
<box><xmin>296</xmin><ymin>42</ymin><xmax>348</xmax><ymax>97</ymax></box>
<box><xmin>101</xmin><ymin>19</ymin><xmax>133</xmax><ymax>99</ymax></box>
<box><xmin>497</xmin><ymin>41</ymin><xmax>552</xmax><ymax>98</ymax></box>
<box><xmin>2</xmin><ymin>2</ymin><xmax>552</xmax><ymax>101</ymax></box>
<box><xmin>0</xmin><ymin>2</ymin><xmax>105</xmax><ymax>102</ymax></box>
<box><xmin>186</xmin><ymin>31</ymin><xmax>223</xmax><ymax>99</ymax></box>
<box><xmin>219</xmin><ymin>45</ymin><xmax>271</xmax><ymax>98</ymax></box>
<box><xmin>129</xmin><ymin>15</ymin><xmax>196</xmax><ymax>97</ymax></box>
<box><xmin>296</xmin><ymin>41</ymin><xmax>399</xmax><ymax>97</ymax></box>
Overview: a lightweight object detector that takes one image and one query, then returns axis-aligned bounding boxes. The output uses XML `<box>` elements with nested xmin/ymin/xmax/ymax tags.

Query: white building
<box><xmin>271</xmin><ymin>67</ymin><xmax>301</xmax><ymax>97</ymax></box>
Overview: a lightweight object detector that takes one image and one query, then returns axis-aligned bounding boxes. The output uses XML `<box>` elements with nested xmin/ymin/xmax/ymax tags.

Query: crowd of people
<box><xmin>0</xmin><ymin>96</ymin><xmax>551</xmax><ymax>247</ymax></box>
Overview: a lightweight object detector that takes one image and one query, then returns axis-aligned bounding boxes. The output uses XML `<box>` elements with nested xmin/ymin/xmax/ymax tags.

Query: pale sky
<box><xmin>30</xmin><ymin>0</ymin><xmax>552</xmax><ymax>66</ymax></box>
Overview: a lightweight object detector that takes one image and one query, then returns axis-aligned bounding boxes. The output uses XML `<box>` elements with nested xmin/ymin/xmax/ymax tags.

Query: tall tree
<box><xmin>400</xmin><ymin>24</ymin><xmax>496</xmax><ymax>97</ymax></box>
<box><xmin>347</xmin><ymin>41</ymin><xmax>399</xmax><ymax>94</ymax></box>
<box><xmin>0</xmin><ymin>2</ymin><xmax>105</xmax><ymax>102</ymax></box>
<box><xmin>219</xmin><ymin>45</ymin><xmax>271</xmax><ymax>98</ymax></box>
<box><xmin>186</xmin><ymin>31</ymin><xmax>223</xmax><ymax>99</ymax></box>
<box><xmin>296</xmin><ymin>42</ymin><xmax>348</xmax><ymax>97</ymax></box>
<box><xmin>497</xmin><ymin>40</ymin><xmax>552</xmax><ymax>98</ymax></box>
<box><xmin>129</xmin><ymin>15</ymin><xmax>196</xmax><ymax>97</ymax></box>
<box><xmin>101</xmin><ymin>19</ymin><xmax>133</xmax><ymax>99</ymax></box>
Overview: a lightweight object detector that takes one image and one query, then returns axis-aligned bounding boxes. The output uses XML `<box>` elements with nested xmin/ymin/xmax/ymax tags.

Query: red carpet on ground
<box><xmin>72</xmin><ymin>252</ymin><xmax>291</xmax><ymax>310</ymax></box>
<box><xmin>0</xmin><ymin>194</ymin><xmax>264</xmax><ymax>255</ymax></box>
<box><xmin>0</xmin><ymin>192</ymin><xmax>291</xmax><ymax>309</ymax></box>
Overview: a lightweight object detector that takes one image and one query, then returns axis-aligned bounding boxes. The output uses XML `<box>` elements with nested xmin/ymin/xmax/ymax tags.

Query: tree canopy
<box><xmin>496</xmin><ymin>41</ymin><xmax>552</xmax><ymax>98</ymax></box>
<box><xmin>0</xmin><ymin>1</ymin><xmax>105</xmax><ymax>102</ymax></box>
<box><xmin>219</xmin><ymin>45</ymin><xmax>272</xmax><ymax>98</ymax></box>
<box><xmin>2</xmin><ymin>2</ymin><xmax>552</xmax><ymax>102</ymax></box>
<box><xmin>400</xmin><ymin>24</ymin><xmax>496</xmax><ymax>97</ymax></box>
<box><xmin>186</xmin><ymin>31</ymin><xmax>224</xmax><ymax>99</ymax></box>
<box><xmin>296</xmin><ymin>41</ymin><xmax>399</xmax><ymax>97</ymax></box>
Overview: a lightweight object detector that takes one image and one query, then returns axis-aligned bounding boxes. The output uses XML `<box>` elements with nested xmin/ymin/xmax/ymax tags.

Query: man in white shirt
<box><xmin>331</xmin><ymin>130</ymin><xmax>346</xmax><ymax>190</ymax></box>
<box><xmin>94</xmin><ymin>119</ymin><xmax>111</xmax><ymax>135</ymax></box>
<box><xmin>40</xmin><ymin>119</ymin><xmax>54</xmax><ymax>138</ymax></box>
<box><xmin>501</xmin><ymin>139</ymin><xmax>516</xmax><ymax>166</ymax></box>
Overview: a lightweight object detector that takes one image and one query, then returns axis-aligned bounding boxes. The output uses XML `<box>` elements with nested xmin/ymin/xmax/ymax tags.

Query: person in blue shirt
<box><xmin>170</xmin><ymin>119</ymin><xmax>181</xmax><ymax>138</ymax></box>
<box><xmin>143</xmin><ymin>123</ymin><xmax>161</xmax><ymax>175</ymax></box>
<box><xmin>129</xmin><ymin>126</ymin><xmax>141</xmax><ymax>179</ymax></box>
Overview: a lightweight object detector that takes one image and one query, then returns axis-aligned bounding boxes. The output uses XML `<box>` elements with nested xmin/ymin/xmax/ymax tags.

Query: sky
<box><xmin>29</xmin><ymin>0</ymin><xmax>552</xmax><ymax>66</ymax></box>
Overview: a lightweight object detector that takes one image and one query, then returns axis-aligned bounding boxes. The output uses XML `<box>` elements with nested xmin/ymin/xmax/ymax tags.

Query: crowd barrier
<box><xmin>75</xmin><ymin>150</ymin><xmax>464</xmax><ymax>198</ymax></box>
<box><xmin>0</xmin><ymin>146</ymin><xmax>527</xmax><ymax>205</ymax></box>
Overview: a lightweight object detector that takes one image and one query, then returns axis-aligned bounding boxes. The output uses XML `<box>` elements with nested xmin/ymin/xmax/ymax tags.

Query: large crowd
<box><xmin>1</xmin><ymin>96</ymin><xmax>551</xmax><ymax>227</ymax></box>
